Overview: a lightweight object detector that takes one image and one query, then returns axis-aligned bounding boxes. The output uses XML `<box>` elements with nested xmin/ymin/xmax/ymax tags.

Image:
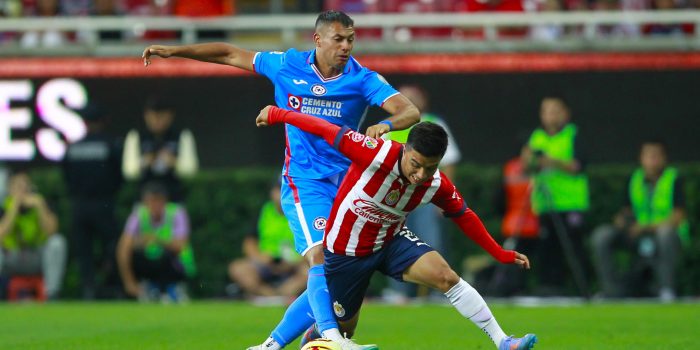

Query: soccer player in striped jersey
<box><xmin>256</xmin><ymin>105</ymin><xmax>538</xmax><ymax>350</ymax></box>
<box><xmin>143</xmin><ymin>10</ymin><xmax>419</xmax><ymax>350</ymax></box>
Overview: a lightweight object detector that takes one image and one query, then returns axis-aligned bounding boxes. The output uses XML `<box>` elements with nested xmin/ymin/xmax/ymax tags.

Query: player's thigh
<box><xmin>280</xmin><ymin>177</ymin><xmax>336</xmax><ymax>256</ymax></box>
<box><xmin>378</xmin><ymin>227</ymin><xmax>435</xmax><ymax>283</ymax></box>
<box><xmin>402</xmin><ymin>251</ymin><xmax>459</xmax><ymax>292</ymax></box>
<box><xmin>323</xmin><ymin>249</ymin><xmax>378</xmax><ymax>323</ymax></box>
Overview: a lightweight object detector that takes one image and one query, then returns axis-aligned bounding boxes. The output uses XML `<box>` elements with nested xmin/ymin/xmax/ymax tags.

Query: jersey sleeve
<box><xmin>253</xmin><ymin>50</ymin><xmax>287</xmax><ymax>79</ymax></box>
<box><xmin>362</xmin><ymin>70</ymin><xmax>400</xmax><ymax>107</ymax></box>
<box><xmin>335</xmin><ymin>128</ymin><xmax>386</xmax><ymax>167</ymax></box>
<box><xmin>431</xmin><ymin>173</ymin><xmax>467</xmax><ymax>217</ymax></box>
<box><xmin>267</xmin><ymin>106</ymin><xmax>383</xmax><ymax>167</ymax></box>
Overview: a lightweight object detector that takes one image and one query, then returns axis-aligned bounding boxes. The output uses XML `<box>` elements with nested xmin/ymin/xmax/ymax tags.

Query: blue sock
<box><xmin>306</xmin><ymin>264</ymin><xmax>338</xmax><ymax>334</ymax></box>
<box><xmin>271</xmin><ymin>290</ymin><xmax>315</xmax><ymax>346</ymax></box>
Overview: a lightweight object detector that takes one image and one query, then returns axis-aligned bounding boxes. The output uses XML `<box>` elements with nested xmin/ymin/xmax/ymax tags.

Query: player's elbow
<box><xmin>405</xmin><ymin>105</ymin><xmax>421</xmax><ymax>125</ymax></box>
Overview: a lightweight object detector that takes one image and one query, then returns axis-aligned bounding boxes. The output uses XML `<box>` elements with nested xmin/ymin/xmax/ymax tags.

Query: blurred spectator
<box><xmin>174</xmin><ymin>0</ymin><xmax>235</xmax><ymax>17</ymax></box>
<box><xmin>61</xmin><ymin>0</ymin><xmax>89</xmax><ymax>16</ymax></box>
<box><xmin>20</xmin><ymin>0</ymin><xmax>68</xmax><ymax>48</ymax></box>
<box><xmin>228</xmin><ymin>181</ymin><xmax>306</xmax><ymax>300</ymax></box>
<box><xmin>0</xmin><ymin>169</ymin><xmax>67</xmax><ymax>299</ymax></box>
<box><xmin>117</xmin><ymin>181</ymin><xmax>195</xmax><ymax>302</ymax></box>
<box><xmin>592</xmin><ymin>140</ymin><xmax>687</xmax><ymax>302</ymax></box>
<box><xmin>382</xmin><ymin>84</ymin><xmax>462</xmax><ymax>303</ymax></box>
<box><xmin>529</xmin><ymin>0</ymin><xmax>565</xmax><ymax>41</ymax></box>
<box><xmin>642</xmin><ymin>0</ymin><xmax>694</xmax><ymax>36</ymax></box>
<box><xmin>122</xmin><ymin>96</ymin><xmax>198</xmax><ymax>203</ymax></box>
<box><xmin>92</xmin><ymin>0</ymin><xmax>124</xmax><ymax>41</ymax></box>
<box><xmin>487</xmin><ymin>144</ymin><xmax>540</xmax><ymax>296</ymax></box>
<box><xmin>123</xmin><ymin>0</ymin><xmax>177</xmax><ymax>40</ymax></box>
<box><xmin>594</xmin><ymin>0</ymin><xmax>641</xmax><ymax>37</ymax></box>
<box><xmin>324</xmin><ymin>0</ymin><xmax>381</xmax><ymax>13</ymax></box>
<box><xmin>457</xmin><ymin>0</ymin><xmax>529</xmax><ymax>39</ymax></box>
<box><xmin>174</xmin><ymin>0</ymin><xmax>236</xmax><ymax>40</ymax></box>
<box><xmin>62</xmin><ymin>103</ymin><xmax>123</xmax><ymax>300</ymax></box>
<box><xmin>524</xmin><ymin>96</ymin><xmax>590</xmax><ymax>297</ymax></box>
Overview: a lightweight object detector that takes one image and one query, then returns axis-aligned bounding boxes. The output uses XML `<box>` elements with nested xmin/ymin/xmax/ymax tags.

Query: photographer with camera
<box><xmin>0</xmin><ymin>169</ymin><xmax>67</xmax><ymax>300</ymax></box>
<box><xmin>524</xmin><ymin>97</ymin><xmax>590</xmax><ymax>297</ymax></box>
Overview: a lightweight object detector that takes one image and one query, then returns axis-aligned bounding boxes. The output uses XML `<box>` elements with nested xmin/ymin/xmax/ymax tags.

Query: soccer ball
<box><xmin>300</xmin><ymin>339</ymin><xmax>342</xmax><ymax>350</ymax></box>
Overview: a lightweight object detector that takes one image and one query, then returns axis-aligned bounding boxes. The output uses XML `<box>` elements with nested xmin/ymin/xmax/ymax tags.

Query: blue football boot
<box><xmin>499</xmin><ymin>334</ymin><xmax>537</xmax><ymax>350</ymax></box>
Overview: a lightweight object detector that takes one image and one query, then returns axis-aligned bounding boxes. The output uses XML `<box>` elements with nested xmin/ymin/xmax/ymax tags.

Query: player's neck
<box><xmin>313</xmin><ymin>61</ymin><xmax>341</xmax><ymax>79</ymax></box>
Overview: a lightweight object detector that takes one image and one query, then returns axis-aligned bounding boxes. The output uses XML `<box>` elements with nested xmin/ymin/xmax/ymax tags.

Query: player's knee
<box><xmin>228</xmin><ymin>260</ymin><xmax>247</xmax><ymax>279</ymax></box>
<box><xmin>435</xmin><ymin>268</ymin><xmax>460</xmax><ymax>293</ymax></box>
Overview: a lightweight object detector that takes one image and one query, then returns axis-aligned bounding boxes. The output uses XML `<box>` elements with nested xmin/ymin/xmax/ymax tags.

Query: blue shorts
<box><xmin>280</xmin><ymin>173</ymin><xmax>345</xmax><ymax>256</ymax></box>
<box><xmin>324</xmin><ymin>228</ymin><xmax>434</xmax><ymax>321</ymax></box>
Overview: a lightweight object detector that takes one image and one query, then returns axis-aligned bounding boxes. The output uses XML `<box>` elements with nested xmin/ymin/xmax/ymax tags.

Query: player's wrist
<box><xmin>379</xmin><ymin>120</ymin><xmax>393</xmax><ymax>131</ymax></box>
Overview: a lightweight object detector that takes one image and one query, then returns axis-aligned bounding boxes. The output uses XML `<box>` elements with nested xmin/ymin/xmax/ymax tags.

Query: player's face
<box><xmin>401</xmin><ymin>148</ymin><xmax>441</xmax><ymax>185</ymax></box>
<box><xmin>314</xmin><ymin>22</ymin><xmax>355</xmax><ymax>71</ymax></box>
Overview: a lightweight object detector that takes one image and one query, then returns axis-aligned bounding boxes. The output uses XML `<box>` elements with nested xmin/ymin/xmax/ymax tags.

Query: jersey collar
<box><xmin>307</xmin><ymin>49</ymin><xmax>351</xmax><ymax>82</ymax></box>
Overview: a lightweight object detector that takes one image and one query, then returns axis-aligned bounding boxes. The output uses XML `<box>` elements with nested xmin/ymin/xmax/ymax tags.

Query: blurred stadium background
<box><xmin>0</xmin><ymin>0</ymin><xmax>699</xmax><ymax>348</ymax></box>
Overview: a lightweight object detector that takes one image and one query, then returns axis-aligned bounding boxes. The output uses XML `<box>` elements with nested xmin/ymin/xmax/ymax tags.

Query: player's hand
<box><xmin>256</xmin><ymin>105</ymin><xmax>274</xmax><ymax>127</ymax></box>
<box><xmin>142</xmin><ymin>45</ymin><xmax>173</xmax><ymax>66</ymax></box>
<box><xmin>22</xmin><ymin>193</ymin><xmax>45</xmax><ymax>208</ymax></box>
<box><xmin>365</xmin><ymin>122</ymin><xmax>391</xmax><ymax>139</ymax></box>
<box><xmin>513</xmin><ymin>251</ymin><xmax>530</xmax><ymax>269</ymax></box>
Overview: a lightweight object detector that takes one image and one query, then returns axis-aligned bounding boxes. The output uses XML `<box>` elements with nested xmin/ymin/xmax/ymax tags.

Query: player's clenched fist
<box><xmin>142</xmin><ymin>45</ymin><xmax>174</xmax><ymax>66</ymax></box>
<box><xmin>256</xmin><ymin>105</ymin><xmax>274</xmax><ymax>127</ymax></box>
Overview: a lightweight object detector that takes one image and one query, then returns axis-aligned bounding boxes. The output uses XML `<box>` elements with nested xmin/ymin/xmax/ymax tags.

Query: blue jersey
<box><xmin>254</xmin><ymin>48</ymin><xmax>399</xmax><ymax>179</ymax></box>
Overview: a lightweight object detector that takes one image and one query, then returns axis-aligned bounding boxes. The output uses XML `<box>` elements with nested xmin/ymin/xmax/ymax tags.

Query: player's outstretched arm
<box><xmin>366</xmin><ymin>94</ymin><xmax>420</xmax><ymax>139</ymax></box>
<box><xmin>142</xmin><ymin>43</ymin><xmax>256</xmax><ymax>72</ymax></box>
<box><xmin>452</xmin><ymin>209</ymin><xmax>530</xmax><ymax>269</ymax></box>
<box><xmin>256</xmin><ymin>105</ymin><xmax>339</xmax><ymax>144</ymax></box>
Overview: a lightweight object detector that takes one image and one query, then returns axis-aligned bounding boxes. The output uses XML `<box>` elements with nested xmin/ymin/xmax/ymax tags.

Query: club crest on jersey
<box><xmin>350</xmin><ymin>132</ymin><xmax>365</xmax><ymax>143</ymax></box>
<box><xmin>384</xmin><ymin>189</ymin><xmax>401</xmax><ymax>206</ymax></box>
<box><xmin>311</xmin><ymin>84</ymin><xmax>327</xmax><ymax>96</ymax></box>
<box><xmin>364</xmin><ymin>137</ymin><xmax>378</xmax><ymax>149</ymax></box>
<box><xmin>313</xmin><ymin>217</ymin><xmax>327</xmax><ymax>231</ymax></box>
<box><xmin>333</xmin><ymin>301</ymin><xmax>346</xmax><ymax>318</ymax></box>
<box><xmin>288</xmin><ymin>94</ymin><xmax>301</xmax><ymax>111</ymax></box>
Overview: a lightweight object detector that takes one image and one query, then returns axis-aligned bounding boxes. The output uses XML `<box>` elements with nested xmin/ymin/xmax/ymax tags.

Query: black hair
<box><xmin>406</xmin><ymin>122</ymin><xmax>448</xmax><ymax>158</ymax></box>
<box><xmin>315</xmin><ymin>10</ymin><xmax>354</xmax><ymax>30</ymax></box>
<box><xmin>141</xmin><ymin>181</ymin><xmax>169</xmax><ymax>199</ymax></box>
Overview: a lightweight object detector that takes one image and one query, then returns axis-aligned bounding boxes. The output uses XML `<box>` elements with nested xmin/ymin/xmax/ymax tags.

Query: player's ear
<box><xmin>313</xmin><ymin>32</ymin><xmax>321</xmax><ymax>47</ymax></box>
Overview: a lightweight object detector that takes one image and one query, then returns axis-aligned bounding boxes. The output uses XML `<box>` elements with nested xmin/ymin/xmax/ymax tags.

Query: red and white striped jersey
<box><xmin>324</xmin><ymin>128</ymin><xmax>466</xmax><ymax>257</ymax></box>
<box><xmin>266</xmin><ymin>106</ymin><xmax>514</xmax><ymax>263</ymax></box>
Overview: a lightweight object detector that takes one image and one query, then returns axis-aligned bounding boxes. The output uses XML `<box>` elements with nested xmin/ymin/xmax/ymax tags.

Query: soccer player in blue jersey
<box><xmin>143</xmin><ymin>10</ymin><xmax>420</xmax><ymax>350</ymax></box>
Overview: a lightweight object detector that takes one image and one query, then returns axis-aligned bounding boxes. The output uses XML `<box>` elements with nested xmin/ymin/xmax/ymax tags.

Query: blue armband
<box><xmin>379</xmin><ymin>120</ymin><xmax>394</xmax><ymax>131</ymax></box>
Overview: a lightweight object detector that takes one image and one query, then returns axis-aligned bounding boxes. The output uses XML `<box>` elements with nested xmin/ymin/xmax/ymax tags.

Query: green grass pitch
<box><xmin>0</xmin><ymin>301</ymin><xmax>695</xmax><ymax>349</ymax></box>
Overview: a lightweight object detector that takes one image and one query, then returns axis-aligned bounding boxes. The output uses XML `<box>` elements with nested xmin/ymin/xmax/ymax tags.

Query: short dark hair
<box><xmin>641</xmin><ymin>138</ymin><xmax>668</xmax><ymax>154</ymax></box>
<box><xmin>315</xmin><ymin>10</ymin><xmax>354</xmax><ymax>30</ymax></box>
<box><xmin>406</xmin><ymin>122</ymin><xmax>448</xmax><ymax>158</ymax></box>
<box><xmin>144</xmin><ymin>95</ymin><xmax>175</xmax><ymax>112</ymax></box>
